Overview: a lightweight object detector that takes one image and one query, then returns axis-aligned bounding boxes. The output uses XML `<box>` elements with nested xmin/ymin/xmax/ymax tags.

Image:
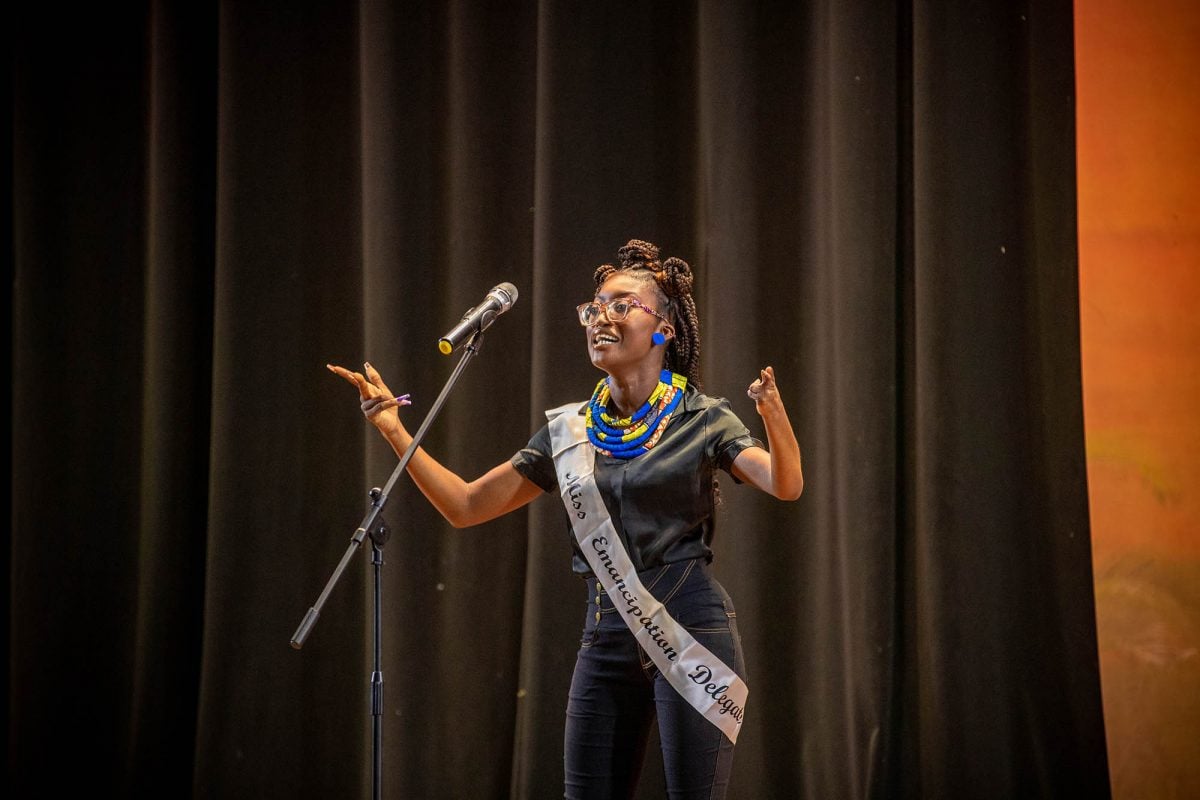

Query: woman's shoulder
<box><xmin>680</xmin><ymin>386</ymin><xmax>732</xmax><ymax>414</ymax></box>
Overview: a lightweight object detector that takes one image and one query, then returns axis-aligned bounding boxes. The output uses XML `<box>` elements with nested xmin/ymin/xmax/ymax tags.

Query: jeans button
<box><xmin>594</xmin><ymin>611</ymin><xmax>601</xmax><ymax>623</ymax></box>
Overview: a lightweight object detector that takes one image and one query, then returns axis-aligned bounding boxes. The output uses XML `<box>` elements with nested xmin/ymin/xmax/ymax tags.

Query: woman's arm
<box><xmin>328</xmin><ymin>362</ymin><xmax>543</xmax><ymax>527</ymax></box>
<box><xmin>730</xmin><ymin>366</ymin><xmax>804</xmax><ymax>501</ymax></box>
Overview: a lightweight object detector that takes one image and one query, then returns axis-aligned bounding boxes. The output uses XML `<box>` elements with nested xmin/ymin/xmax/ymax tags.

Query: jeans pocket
<box><xmin>685</xmin><ymin>626</ymin><xmax>737</xmax><ymax>675</ymax></box>
<box><xmin>722</xmin><ymin>596</ymin><xmax>736</xmax><ymax>620</ymax></box>
<box><xmin>580</xmin><ymin>600</ymin><xmax>600</xmax><ymax>648</ymax></box>
<box><xmin>580</xmin><ymin>609</ymin><xmax>599</xmax><ymax>647</ymax></box>
<box><xmin>676</xmin><ymin>597</ymin><xmax>731</xmax><ymax>634</ymax></box>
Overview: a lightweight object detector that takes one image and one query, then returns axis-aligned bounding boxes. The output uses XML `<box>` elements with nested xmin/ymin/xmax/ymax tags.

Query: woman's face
<box><xmin>584</xmin><ymin>273</ymin><xmax>671</xmax><ymax>374</ymax></box>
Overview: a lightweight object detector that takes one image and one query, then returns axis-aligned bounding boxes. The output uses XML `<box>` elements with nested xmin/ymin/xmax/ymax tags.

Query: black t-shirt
<box><xmin>510</xmin><ymin>386</ymin><xmax>762</xmax><ymax>574</ymax></box>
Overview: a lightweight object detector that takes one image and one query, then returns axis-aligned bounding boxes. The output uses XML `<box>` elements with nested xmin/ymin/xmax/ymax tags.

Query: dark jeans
<box><xmin>564</xmin><ymin>558</ymin><xmax>746</xmax><ymax>800</ymax></box>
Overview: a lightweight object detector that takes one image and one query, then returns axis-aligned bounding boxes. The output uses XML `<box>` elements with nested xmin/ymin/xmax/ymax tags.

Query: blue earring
<box><xmin>651</xmin><ymin>332</ymin><xmax>666</xmax><ymax>346</ymax></box>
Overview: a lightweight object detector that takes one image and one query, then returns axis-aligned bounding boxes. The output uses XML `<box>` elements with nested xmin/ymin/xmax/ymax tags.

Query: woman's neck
<box><xmin>605</xmin><ymin>363</ymin><xmax>665</xmax><ymax>417</ymax></box>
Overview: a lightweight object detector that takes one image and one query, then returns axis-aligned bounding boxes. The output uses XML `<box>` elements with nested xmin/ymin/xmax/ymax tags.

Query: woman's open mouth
<box><xmin>592</xmin><ymin>332</ymin><xmax>620</xmax><ymax>347</ymax></box>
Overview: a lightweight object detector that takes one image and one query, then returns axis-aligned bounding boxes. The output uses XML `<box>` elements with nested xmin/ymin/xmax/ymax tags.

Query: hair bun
<box><xmin>596</xmin><ymin>240</ymin><xmax>694</xmax><ymax>300</ymax></box>
<box><xmin>617</xmin><ymin>240</ymin><xmax>661</xmax><ymax>269</ymax></box>
<box><xmin>660</xmin><ymin>256</ymin><xmax>693</xmax><ymax>297</ymax></box>
<box><xmin>593</xmin><ymin>263</ymin><xmax>618</xmax><ymax>286</ymax></box>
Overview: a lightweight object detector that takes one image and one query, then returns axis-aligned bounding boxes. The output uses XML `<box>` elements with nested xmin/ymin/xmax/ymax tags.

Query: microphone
<box><xmin>438</xmin><ymin>282</ymin><xmax>519</xmax><ymax>354</ymax></box>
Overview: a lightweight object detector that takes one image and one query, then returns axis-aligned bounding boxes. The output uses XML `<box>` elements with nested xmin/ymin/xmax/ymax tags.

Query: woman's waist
<box><xmin>569</xmin><ymin>522</ymin><xmax>714</xmax><ymax>576</ymax></box>
<box><xmin>582</xmin><ymin>556</ymin><xmax>728</xmax><ymax>618</ymax></box>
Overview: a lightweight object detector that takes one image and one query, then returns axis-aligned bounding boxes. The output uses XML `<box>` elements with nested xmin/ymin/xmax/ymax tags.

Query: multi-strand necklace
<box><xmin>585</xmin><ymin>370</ymin><xmax>688</xmax><ymax>459</ymax></box>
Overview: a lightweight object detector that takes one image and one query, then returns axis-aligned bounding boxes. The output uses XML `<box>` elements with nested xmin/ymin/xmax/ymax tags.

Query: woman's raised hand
<box><xmin>746</xmin><ymin>366</ymin><xmax>784</xmax><ymax>416</ymax></box>
<box><xmin>327</xmin><ymin>361</ymin><xmax>412</xmax><ymax>437</ymax></box>
<box><xmin>734</xmin><ymin>365</ymin><xmax>804</xmax><ymax>500</ymax></box>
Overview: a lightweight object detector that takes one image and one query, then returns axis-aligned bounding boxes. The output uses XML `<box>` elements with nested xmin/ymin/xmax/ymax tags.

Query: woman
<box><xmin>329</xmin><ymin>240</ymin><xmax>803</xmax><ymax>799</ymax></box>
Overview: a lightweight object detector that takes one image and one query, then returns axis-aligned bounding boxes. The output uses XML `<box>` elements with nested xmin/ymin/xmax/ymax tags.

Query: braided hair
<box><xmin>594</xmin><ymin>239</ymin><xmax>724</xmax><ymax>507</ymax></box>
<box><xmin>593</xmin><ymin>239</ymin><xmax>703</xmax><ymax>389</ymax></box>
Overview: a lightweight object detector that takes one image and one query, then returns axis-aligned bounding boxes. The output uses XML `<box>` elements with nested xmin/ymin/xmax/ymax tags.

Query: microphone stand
<box><xmin>290</xmin><ymin>328</ymin><xmax>486</xmax><ymax>800</ymax></box>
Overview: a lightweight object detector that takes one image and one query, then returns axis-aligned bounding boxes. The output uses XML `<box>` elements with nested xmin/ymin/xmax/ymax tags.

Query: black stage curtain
<box><xmin>11</xmin><ymin>1</ymin><xmax>1110</xmax><ymax>797</ymax></box>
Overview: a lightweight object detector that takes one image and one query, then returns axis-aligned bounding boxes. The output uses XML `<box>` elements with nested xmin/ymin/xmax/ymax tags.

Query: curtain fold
<box><xmin>127</xmin><ymin>1</ymin><xmax>216</xmax><ymax>794</ymax></box>
<box><xmin>11</xmin><ymin>1</ymin><xmax>1109</xmax><ymax>797</ymax></box>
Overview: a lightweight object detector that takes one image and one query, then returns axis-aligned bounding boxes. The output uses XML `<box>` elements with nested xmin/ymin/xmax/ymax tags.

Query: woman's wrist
<box><xmin>756</xmin><ymin>400</ymin><xmax>790</xmax><ymax>422</ymax></box>
<box><xmin>377</xmin><ymin>420</ymin><xmax>410</xmax><ymax>451</ymax></box>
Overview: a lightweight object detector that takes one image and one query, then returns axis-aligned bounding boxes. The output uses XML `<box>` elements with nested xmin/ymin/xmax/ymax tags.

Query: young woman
<box><xmin>329</xmin><ymin>239</ymin><xmax>803</xmax><ymax>799</ymax></box>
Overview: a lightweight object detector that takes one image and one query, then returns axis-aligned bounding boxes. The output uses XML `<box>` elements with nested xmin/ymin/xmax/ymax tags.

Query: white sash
<box><xmin>547</xmin><ymin>402</ymin><xmax>748</xmax><ymax>743</ymax></box>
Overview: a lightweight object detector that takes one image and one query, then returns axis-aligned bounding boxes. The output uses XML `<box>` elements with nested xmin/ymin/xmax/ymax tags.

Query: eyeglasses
<box><xmin>576</xmin><ymin>297</ymin><xmax>670</xmax><ymax>327</ymax></box>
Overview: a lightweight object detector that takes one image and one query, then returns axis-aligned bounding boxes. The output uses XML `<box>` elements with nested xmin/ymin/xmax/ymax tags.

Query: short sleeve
<box><xmin>706</xmin><ymin>399</ymin><xmax>764</xmax><ymax>481</ymax></box>
<box><xmin>510</xmin><ymin>423</ymin><xmax>557</xmax><ymax>494</ymax></box>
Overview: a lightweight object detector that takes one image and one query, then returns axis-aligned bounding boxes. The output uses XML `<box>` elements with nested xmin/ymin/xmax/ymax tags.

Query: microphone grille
<box><xmin>493</xmin><ymin>282</ymin><xmax>519</xmax><ymax>309</ymax></box>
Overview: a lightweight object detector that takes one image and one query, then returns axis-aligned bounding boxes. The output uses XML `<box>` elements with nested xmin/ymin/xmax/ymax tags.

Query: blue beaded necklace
<box><xmin>586</xmin><ymin>370</ymin><xmax>688</xmax><ymax>458</ymax></box>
